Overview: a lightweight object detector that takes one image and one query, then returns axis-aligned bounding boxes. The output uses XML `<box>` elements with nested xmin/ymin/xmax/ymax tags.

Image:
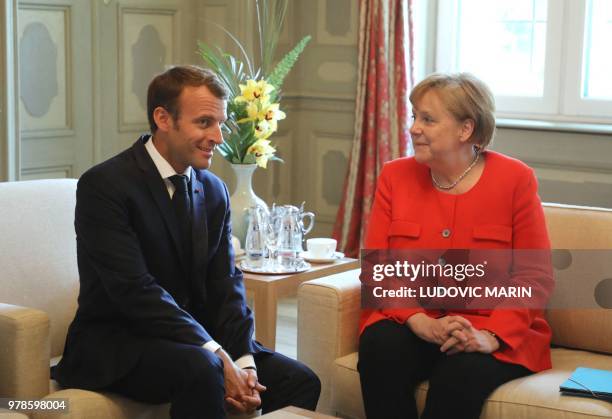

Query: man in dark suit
<box><xmin>52</xmin><ymin>66</ymin><xmax>320</xmax><ymax>418</ymax></box>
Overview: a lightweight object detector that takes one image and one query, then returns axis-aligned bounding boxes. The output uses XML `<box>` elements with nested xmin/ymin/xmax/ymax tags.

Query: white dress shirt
<box><xmin>145</xmin><ymin>137</ymin><xmax>255</xmax><ymax>369</ymax></box>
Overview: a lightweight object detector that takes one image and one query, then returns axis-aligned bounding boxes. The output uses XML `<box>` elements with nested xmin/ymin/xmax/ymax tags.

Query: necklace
<box><xmin>431</xmin><ymin>152</ymin><xmax>480</xmax><ymax>190</ymax></box>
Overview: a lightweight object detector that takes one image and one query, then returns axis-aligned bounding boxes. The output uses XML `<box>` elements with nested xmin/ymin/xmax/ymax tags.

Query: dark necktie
<box><xmin>168</xmin><ymin>175</ymin><xmax>192</xmax><ymax>265</ymax></box>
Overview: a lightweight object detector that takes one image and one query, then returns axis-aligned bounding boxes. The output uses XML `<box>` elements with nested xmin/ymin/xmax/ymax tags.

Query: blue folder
<box><xmin>560</xmin><ymin>367</ymin><xmax>612</xmax><ymax>401</ymax></box>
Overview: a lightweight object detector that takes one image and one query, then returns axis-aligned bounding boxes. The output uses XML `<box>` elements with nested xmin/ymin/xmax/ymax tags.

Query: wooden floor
<box><xmin>275</xmin><ymin>297</ymin><xmax>298</xmax><ymax>359</ymax></box>
<box><xmin>249</xmin><ymin>297</ymin><xmax>298</xmax><ymax>359</ymax></box>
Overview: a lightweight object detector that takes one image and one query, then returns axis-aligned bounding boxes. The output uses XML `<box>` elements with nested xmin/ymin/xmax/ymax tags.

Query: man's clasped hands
<box><xmin>216</xmin><ymin>349</ymin><xmax>266</xmax><ymax>414</ymax></box>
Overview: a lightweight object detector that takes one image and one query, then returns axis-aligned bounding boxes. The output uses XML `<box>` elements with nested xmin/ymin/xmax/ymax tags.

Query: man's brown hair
<box><xmin>147</xmin><ymin>65</ymin><xmax>228</xmax><ymax>133</ymax></box>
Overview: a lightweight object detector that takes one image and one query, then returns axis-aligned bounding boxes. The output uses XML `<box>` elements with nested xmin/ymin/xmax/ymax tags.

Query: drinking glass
<box><xmin>265</xmin><ymin>206</ymin><xmax>283</xmax><ymax>269</ymax></box>
<box><xmin>244</xmin><ymin>206</ymin><xmax>266</xmax><ymax>268</ymax></box>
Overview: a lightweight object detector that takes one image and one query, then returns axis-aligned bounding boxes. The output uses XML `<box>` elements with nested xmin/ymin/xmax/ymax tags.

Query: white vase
<box><xmin>229</xmin><ymin>163</ymin><xmax>267</xmax><ymax>246</ymax></box>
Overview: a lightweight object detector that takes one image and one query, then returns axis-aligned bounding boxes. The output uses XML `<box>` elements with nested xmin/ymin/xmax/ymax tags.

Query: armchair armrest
<box><xmin>0</xmin><ymin>303</ymin><xmax>50</xmax><ymax>398</ymax></box>
<box><xmin>297</xmin><ymin>269</ymin><xmax>361</xmax><ymax>414</ymax></box>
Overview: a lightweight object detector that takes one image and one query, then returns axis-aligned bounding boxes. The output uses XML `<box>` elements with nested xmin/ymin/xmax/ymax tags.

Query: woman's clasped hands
<box><xmin>406</xmin><ymin>313</ymin><xmax>500</xmax><ymax>355</ymax></box>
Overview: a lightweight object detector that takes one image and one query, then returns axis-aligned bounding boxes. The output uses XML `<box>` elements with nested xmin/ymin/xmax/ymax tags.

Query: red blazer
<box><xmin>360</xmin><ymin>151</ymin><xmax>553</xmax><ymax>372</ymax></box>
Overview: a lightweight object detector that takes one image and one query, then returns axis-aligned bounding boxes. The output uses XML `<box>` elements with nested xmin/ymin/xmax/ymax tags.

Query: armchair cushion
<box><xmin>0</xmin><ymin>304</ymin><xmax>50</xmax><ymax>399</ymax></box>
<box><xmin>297</xmin><ymin>269</ymin><xmax>361</xmax><ymax>413</ymax></box>
<box><xmin>544</xmin><ymin>204</ymin><xmax>612</xmax><ymax>354</ymax></box>
<box><xmin>332</xmin><ymin>349</ymin><xmax>612</xmax><ymax>419</ymax></box>
<box><xmin>0</xmin><ymin>180</ymin><xmax>79</xmax><ymax>359</ymax></box>
<box><xmin>31</xmin><ymin>389</ymin><xmax>170</xmax><ymax>419</ymax></box>
<box><xmin>0</xmin><ymin>409</ymin><xmax>28</xmax><ymax>418</ymax></box>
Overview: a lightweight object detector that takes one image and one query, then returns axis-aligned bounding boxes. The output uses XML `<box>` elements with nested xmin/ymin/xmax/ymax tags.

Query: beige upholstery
<box><xmin>0</xmin><ymin>409</ymin><xmax>29</xmax><ymax>418</ymax></box>
<box><xmin>298</xmin><ymin>203</ymin><xmax>612</xmax><ymax>418</ymax></box>
<box><xmin>0</xmin><ymin>180</ymin><xmax>79</xmax><ymax>359</ymax></box>
<box><xmin>0</xmin><ymin>180</ymin><xmax>262</xmax><ymax>419</ymax></box>
<box><xmin>0</xmin><ymin>180</ymin><xmax>171</xmax><ymax>418</ymax></box>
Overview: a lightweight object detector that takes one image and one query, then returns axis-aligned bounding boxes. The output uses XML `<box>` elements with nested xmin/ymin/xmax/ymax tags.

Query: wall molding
<box><xmin>21</xmin><ymin>163</ymin><xmax>71</xmax><ymax>179</ymax></box>
<box><xmin>524</xmin><ymin>159</ymin><xmax>612</xmax><ymax>177</ymax></box>
<box><xmin>0</xmin><ymin>0</ymin><xmax>19</xmax><ymax>181</ymax></box>
<box><xmin>117</xmin><ymin>6</ymin><xmax>177</xmax><ymax>133</ymax></box>
<box><xmin>310</xmin><ymin>130</ymin><xmax>353</xmax><ymax>223</ymax></box>
<box><xmin>21</xmin><ymin>127</ymin><xmax>74</xmax><ymax>139</ymax></box>
<box><xmin>284</xmin><ymin>93</ymin><xmax>356</xmax><ymax>114</ymax></box>
<box><xmin>316</xmin><ymin>0</ymin><xmax>358</xmax><ymax>46</ymax></box>
<box><xmin>91</xmin><ymin>0</ymin><xmax>102</xmax><ymax>163</ymax></box>
<box><xmin>18</xmin><ymin>3</ymin><xmax>73</xmax><ymax>135</ymax></box>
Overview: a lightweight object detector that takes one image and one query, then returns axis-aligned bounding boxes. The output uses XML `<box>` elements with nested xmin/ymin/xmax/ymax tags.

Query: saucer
<box><xmin>300</xmin><ymin>251</ymin><xmax>345</xmax><ymax>263</ymax></box>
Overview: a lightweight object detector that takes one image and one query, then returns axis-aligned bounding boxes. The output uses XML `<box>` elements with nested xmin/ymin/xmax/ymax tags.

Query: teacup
<box><xmin>306</xmin><ymin>238</ymin><xmax>337</xmax><ymax>259</ymax></box>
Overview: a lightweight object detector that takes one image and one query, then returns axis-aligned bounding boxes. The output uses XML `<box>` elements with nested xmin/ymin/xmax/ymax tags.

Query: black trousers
<box><xmin>107</xmin><ymin>338</ymin><xmax>320</xmax><ymax>419</ymax></box>
<box><xmin>358</xmin><ymin>320</ymin><xmax>530</xmax><ymax>419</ymax></box>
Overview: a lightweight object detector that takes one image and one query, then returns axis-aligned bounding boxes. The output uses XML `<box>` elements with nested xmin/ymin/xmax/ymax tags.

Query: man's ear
<box><xmin>459</xmin><ymin>118</ymin><xmax>475</xmax><ymax>143</ymax></box>
<box><xmin>153</xmin><ymin>106</ymin><xmax>172</xmax><ymax>132</ymax></box>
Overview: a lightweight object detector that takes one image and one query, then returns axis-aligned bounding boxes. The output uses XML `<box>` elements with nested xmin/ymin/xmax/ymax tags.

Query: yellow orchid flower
<box><xmin>247</xmin><ymin>139</ymin><xmax>276</xmax><ymax>168</ymax></box>
<box><xmin>254</xmin><ymin>119</ymin><xmax>274</xmax><ymax>140</ymax></box>
<box><xmin>238</xmin><ymin>100</ymin><xmax>286</xmax><ymax>129</ymax></box>
<box><xmin>245</xmin><ymin>101</ymin><xmax>260</xmax><ymax>120</ymax></box>
<box><xmin>236</xmin><ymin>101</ymin><xmax>264</xmax><ymax>124</ymax></box>
<box><xmin>238</xmin><ymin>100</ymin><xmax>285</xmax><ymax>126</ymax></box>
<box><xmin>263</xmin><ymin>103</ymin><xmax>286</xmax><ymax>123</ymax></box>
<box><xmin>235</xmin><ymin>79</ymin><xmax>274</xmax><ymax>103</ymax></box>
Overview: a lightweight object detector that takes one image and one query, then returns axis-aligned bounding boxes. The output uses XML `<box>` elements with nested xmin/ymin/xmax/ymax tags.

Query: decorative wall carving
<box><xmin>131</xmin><ymin>25</ymin><xmax>166</xmax><ymax>111</ymax></box>
<box><xmin>312</xmin><ymin>132</ymin><xmax>352</xmax><ymax>221</ymax></box>
<box><xmin>18</xmin><ymin>6</ymin><xmax>69</xmax><ymax>132</ymax></box>
<box><xmin>20</xmin><ymin>22</ymin><xmax>58</xmax><ymax>117</ymax></box>
<box><xmin>322</xmin><ymin>149</ymin><xmax>347</xmax><ymax>206</ymax></box>
<box><xmin>325</xmin><ymin>0</ymin><xmax>351</xmax><ymax>36</ymax></box>
<box><xmin>119</xmin><ymin>7</ymin><xmax>176</xmax><ymax>131</ymax></box>
<box><xmin>316</xmin><ymin>0</ymin><xmax>357</xmax><ymax>45</ymax></box>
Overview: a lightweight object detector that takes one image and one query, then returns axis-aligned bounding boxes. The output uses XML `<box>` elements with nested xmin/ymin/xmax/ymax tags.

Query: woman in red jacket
<box><xmin>358</xmin><ymin>73</ymin><xmax>553</xmax><ymax>419</ymax></box>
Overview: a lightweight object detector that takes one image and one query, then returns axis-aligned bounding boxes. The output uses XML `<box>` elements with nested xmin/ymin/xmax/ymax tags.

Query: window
<box><xmin>583</xmin><ymin>0</ymin><xmax>612</xmax><ymax>99</ymax></box>
<box><xmin>435</xmin><ymin>0</ymin><xmax>612</xmax><ymax>122</ymax></box>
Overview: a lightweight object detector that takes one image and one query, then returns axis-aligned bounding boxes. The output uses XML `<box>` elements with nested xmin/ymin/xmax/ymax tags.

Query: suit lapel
<box><xmin>132</xmin><ymin>136</ymin><xmax>189</xmax><ymax>272</ymax></box>
<box><xmin>191</xmin><ymin>170</ymin><xmax>209</xmax><ymax>279</ymax></box>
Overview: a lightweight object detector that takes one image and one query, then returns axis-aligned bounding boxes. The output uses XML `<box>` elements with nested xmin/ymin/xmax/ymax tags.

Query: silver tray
<box><xmin>239</xmin><ymin>260</ymin><xmax>311</xmax><ymax>274</ymax></box>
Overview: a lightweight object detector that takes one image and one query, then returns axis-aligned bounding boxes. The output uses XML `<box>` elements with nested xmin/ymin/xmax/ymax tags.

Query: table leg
<box><xmin>253</xmin><ymin>286</ymin><xmax>278</xmax><ymax>350</ymax></box>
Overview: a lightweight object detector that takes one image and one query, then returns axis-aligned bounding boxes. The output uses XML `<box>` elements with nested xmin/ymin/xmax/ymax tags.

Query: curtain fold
<box><xmin>333</xmin><ymin>0</ymin><xmax>415</xmax><ymax>257</ymax></box>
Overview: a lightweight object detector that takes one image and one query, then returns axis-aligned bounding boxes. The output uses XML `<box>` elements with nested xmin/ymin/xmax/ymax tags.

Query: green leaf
<box><xmin>269</xmin><ymin>155</ymin><xmax>284</xmax><ymax>164</ymax></box>
<box><xmin>267</xmin><ymin>35</ymin><xmax>311</xmax><ymax>101</ymax></box>
<box><xmin>197</xmin><ymin>41</ymin><xmax>240</xmax><ymax>97</ymax></box>
<box><xmin>243</xmin><ymin>153</ymin><xmax>257</xmax><ymax>165</ymax></box>
<box><xmin>258</xmin><ymin>0</ymin><xmax>289</xmax><ymax>76</ymax></box>
<box><xmin>196</xmin><ymin>3</ymin><xmax>310</xmax><ymax>169</ymax></box>
<box><xmin>198</xmin><ymin>20</ymin><xmax>255</xmax><ymax>78</ymax></box>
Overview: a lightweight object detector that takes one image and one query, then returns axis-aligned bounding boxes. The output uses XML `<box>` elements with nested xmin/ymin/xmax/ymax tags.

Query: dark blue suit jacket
<box><xmin>53</xmin><ymin>136</ymin><xmax>265</xmax><ymax>389</ymax></box>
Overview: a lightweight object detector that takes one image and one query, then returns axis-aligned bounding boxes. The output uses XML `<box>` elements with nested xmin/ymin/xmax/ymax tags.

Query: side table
<box><xmin>242</xmin><ymin>257</ymin><xmax>359</xmax><ymax>350</ymax></box>
<box><xmin>259</xmin><ymin>405</ymin><xmax>340</xmax><ymax>418</ymax></box>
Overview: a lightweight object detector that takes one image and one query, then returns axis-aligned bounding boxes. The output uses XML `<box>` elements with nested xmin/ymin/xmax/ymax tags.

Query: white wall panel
<box><xmin>312</xmin><ymin>132</ymin><xmax>352</xmax><ymax>222</ymax></box>
<box><xmin>18</xmin><ymin>5</ymin><xmax>70</xmax><ymax>134</ymax></box>
<box><xmin>199</xmin><ymin>5</ymin><xmax>227</xmax><ymax>50</ymax></box>
<box><xmin>119</xmin><ymin>7</ymin><xmax>176</xmax><ymax>130</ymax></box>
<box><xmin>21</xmin><ymin>164</ymin><xmax>71</xmax><ymax>179</ymax></box>
<box><xmin>316</xmin><ymin>0</ymin><xmax>357</xmax><ymax>45</ymax></box>
<box><xmin>317</xmin><ymin>61</ymin><xmax>357</xmax><ymax>83</ymax></box>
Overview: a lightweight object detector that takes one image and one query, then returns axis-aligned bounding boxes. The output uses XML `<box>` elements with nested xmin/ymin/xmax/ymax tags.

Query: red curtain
<box><xmin>333</xmin><ymin>0</ymin><xmax>415</xmax><ymax>257</ymax></box>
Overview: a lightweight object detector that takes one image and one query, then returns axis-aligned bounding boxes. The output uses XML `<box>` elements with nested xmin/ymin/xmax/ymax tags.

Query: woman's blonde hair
<box><xmin>410</xmin><ymin>73</ymin><xmax>496</xmax><ymax>149</ymax></box>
